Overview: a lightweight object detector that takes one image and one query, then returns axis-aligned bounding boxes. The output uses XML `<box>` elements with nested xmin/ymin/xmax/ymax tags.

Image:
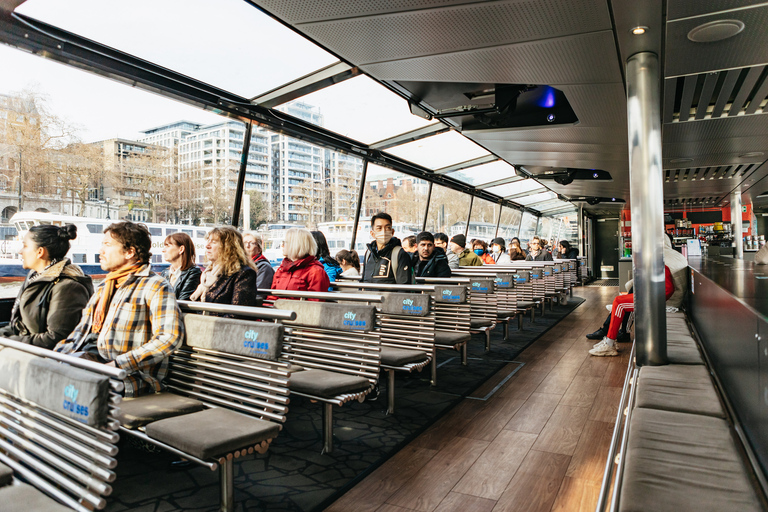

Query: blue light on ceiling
<box><xmin>540</xmin><ymin>87</ymin><xmax>556</xmax><ymax>108</ymax></box>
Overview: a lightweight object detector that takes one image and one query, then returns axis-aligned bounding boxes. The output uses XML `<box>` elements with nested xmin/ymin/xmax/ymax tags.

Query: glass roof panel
<box><xmin>484</xmin><ymin>180</ymin><xmax>544</xmax><ymax>199</ymax></box>
<box><xmin>277</xmin><ymin>75</ymin><xmax>436</xmax><ymax>144</ymax></box>
<box><xmin>16</xmin><ymin>0</ymin><xmax>338</xmax><ymax>98</ymax></box>
<box><xmin>516</xmin><ymin>191</ymin><xmax>558</xmax><ymax>206</ymax></box>
<box><xmin>446</xmin><ymin>160</ymin><xmax>515</xmax><ymax>186</ymax></box>
<box><xmin>387</xmin><ymin>131</ymin><xmax>490</xmax><ymax>170</ymax></box>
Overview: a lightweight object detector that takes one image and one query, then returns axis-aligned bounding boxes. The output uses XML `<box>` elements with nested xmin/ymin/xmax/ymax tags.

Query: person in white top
<box><xmin>490</xmin><ymin>237</ymin><xmax>511</xmax><ymax>264</ymax></box>
<box><xmin>335</xmin><ymin>249</ymin><xmax>361</xmax><ymax>278</ymax></box>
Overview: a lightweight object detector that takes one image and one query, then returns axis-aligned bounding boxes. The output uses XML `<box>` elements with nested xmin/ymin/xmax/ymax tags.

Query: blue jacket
<box><xmin>320</xmin><ymin>257</ymin><xmax>342</xmax><ymax>290</ymax></box>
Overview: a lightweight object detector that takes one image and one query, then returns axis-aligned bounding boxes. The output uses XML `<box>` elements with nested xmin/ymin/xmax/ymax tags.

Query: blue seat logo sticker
<box><xmin>63</xmin><ymin>384</ymin><xmax>89</xmax><ymax>419</ymax></box>
<box><xmin>471</xmin><ymin>281</ymin><xmax>488</xmax><ymax>292</ymax></box>
<box><xmin>402</xmin><ymin>298</ymin><xmax>423</xmax><ymax>313</ymax></box>
<box><xmin>494</xmin><ymin>277</ymin><xmax>510</xmax><ymax>287</ymax></box>
<box><xmin>243</xmin><ymin>329</ymin><xmax>270</xmax><ymax>354</ymax></box>
<box><xmin>343</xmin><ymin>311</ymin><xmax>367</xmax><ymax>329</ymax></box>
<box><xmin>441</xmin><ymin>289</ymin><xmax>460</xmax><ymax>301</ymax></box>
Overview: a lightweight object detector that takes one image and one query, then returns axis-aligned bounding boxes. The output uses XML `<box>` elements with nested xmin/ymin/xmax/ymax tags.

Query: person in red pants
<box><xmin>590</xmin><ymin>265</ymin><xmax>675</xmax><ymax>357</ymax></box>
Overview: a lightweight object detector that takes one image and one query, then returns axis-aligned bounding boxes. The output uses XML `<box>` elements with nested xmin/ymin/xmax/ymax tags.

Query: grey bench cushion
<box><xmin>381</xmin><ymin>347</ymin><xmax>429</xmax><ymax>367</ymax></box>
<box><xmin>380</xmin><ymin>292</ymin><xmax>430</xmax><ymax>317</ymax></box>
<box><xmin>183</xmin><ymin>314</ymin><xmax>283</xmax><ymax>360</ymax></box>
<box><xmin>145</xmin><ymin>407</ymin><xmax>279</xmax><ymax>460</ymax></box>
<box><xmin>0</xmin><ymin>482</ymin><xmax>71</xmax><ymax>512</ymax></box>
<box><xmin>667</xmin><ymin>338</ymin><xmax>704</xmax><ymax>365</ymax></box>
<box><xmin>433</xmin><ymin>286</ymin><xmax>466</xmax><ymax>303</ymax></box>
<box><xmin>497</xmin><ymin>310</ymin><xmax>515</xmax><ymax>318</ymax></box>
<box><xmin>117</xmin><ymin>392</ymin><xmax>206</xmax><ymax>429</ymax></box>
<box><xmin>276</xmin><ymin>300</ymin><xmax>375</xmax><ymax>332</ymax></box>
<box><xmin>620</xmin><ymin>408</ymin><xmax>762</xmax><ymax>512</ymax></box>
<box><xmin>470</xmin><ymin>319</ymin><xmax>494</xmax><ymax>329</ymax></box>
<box><xmin>0</xmin><ymin>462</ymin><xmax>12</xmax><ymax>487</ymax></box>
<box><xmin>517</xmin><ymin>301</ymin><xmax>535</xmax><ymax>308</ymax></box>
<box><xmin>636</xmin><ymin>365</ymin><xmax>724</xmax><ymax>418</ymax></box>
<box><xmin>469</xmin><ymin>279</ymin><xmax>494</xmax><ymax>294</ymax></box>
<box><xmin>0</xmin><ymin>347</ymin><xmax>109</xmax><ymax>427</ymax></box>
<box><xmin>435</xmin><ymin>331</ymin><xmax>471</xmax><ymax>348</ymax></box>
<box><xmin>493</xmin><ymin>274</ymin><xmax>513</xmax><ymax>288</ymax></box>
<box><xmin>288</xmin><ymin>368</ymin><xmax>371</xmax><ymax>398</ymax></box>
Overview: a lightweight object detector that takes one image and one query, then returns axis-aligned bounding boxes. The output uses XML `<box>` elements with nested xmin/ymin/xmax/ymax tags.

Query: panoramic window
<box><xmin>445</xmin><ymin>160</ymin><xmax>513</xmax><ymax>187</ymax></box>
<box><xmin>497</xmin><ymin>206</ymin><xmax>523</xmax><ymax>241</ymax></box>
<box><xmin>519</xmin><ymin>211</ymin><xmax>539</xmax><ymax>242</ymax></box>
<box><xmin>467</xmin><ymin>197</ymin><xmax>500</xmax><ymax>241</ymax></box>
<box><xmin>424</xmin><ymin>183</ymin><xmax>472</xmax><ymax>239</ymax></box>
<box><xmin>387</xmin><ymin>131</ymin><xmax>490</xmax><ymax>171</ymax></box>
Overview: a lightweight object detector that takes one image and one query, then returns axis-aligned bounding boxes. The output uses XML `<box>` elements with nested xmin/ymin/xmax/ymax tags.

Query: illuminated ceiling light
<box><xmin>631</xmin><ymin>26</ymin><xmax>648</xmax><ymax>35</ymax></box>
<box><xmin>687</xmin><ymin>20</ymin><xmax>745</xmax><ymax>43</ymax></box>
<box><xmin>739</xmin><ymin>152</ymin><xmax>764</xmax><ymax>158</ymax></box>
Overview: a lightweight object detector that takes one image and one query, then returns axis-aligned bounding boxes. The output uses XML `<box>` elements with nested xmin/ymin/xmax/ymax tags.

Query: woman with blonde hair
<box><xmin>270</xmin><ymin>228</ymin><xmax>329</xmax><ymax>294</ymax></box>
<box><xmin>190</xmin><ymin>226</ymin><xmax>257</xmax><ymax>307</ymax></box>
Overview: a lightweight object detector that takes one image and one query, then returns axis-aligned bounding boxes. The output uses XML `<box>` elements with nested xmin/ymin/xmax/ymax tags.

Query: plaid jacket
<box><xmin>57</xmin><ymin>265</ymin><xmax>184</xmax><ymax>398</ymax></box>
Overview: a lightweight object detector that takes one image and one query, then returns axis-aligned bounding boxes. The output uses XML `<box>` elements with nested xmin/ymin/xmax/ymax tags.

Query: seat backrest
<box><xmin>275</xmin><ymin>300</ymin><xmax>381</xmax><ymax>384</ymax></box>
<box><xmin>431</xmin><ymin>284</ymin><xmax>471</xmax><ymax>333</ymax></box>
<box><xmin>468</xmin><ymin>277</ymin><xmax>498</xmax><ymax>321</ymax></box>
<box><xmin>0</xmin><ymin>346</ymin><xmax>119</xmax><ymax>512</ymax></box>
<box><xmin>377</xmin><ymin>292</ymin><xmax>435</xmax><ymax>355</ymax></box>
<box><xmin>172</xmin><ymin>314</ymin><xmax>290</xmax><ymax>424</ymax></box>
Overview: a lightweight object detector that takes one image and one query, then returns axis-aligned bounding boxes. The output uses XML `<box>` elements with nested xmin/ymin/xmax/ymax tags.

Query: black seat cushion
<box><xmin>288</xmin><ymin>368</ymin><xmax>371</xmax><ymax>398</ymax></box>
<box><xmin>497</xmin><ymin>310</ymin><xmax>515</xmax><ymax>318</ymax></box>
<box><xmin>0</xmin><ymin>462</ymin><xmax>12</xmax><ymax>487</ymax></box>
<box><xmin>380</xmin><ymin>347</ymin><xmax>429</xmax><ymax>367</ymax></box>
<box><xmin>620</xmin><ymin>408</ymin><xmax>762</xmax><ymax>512</ymax></box>
<box><xmin>470</xmin><ymin>319</ymin><xmax>494</xmax><ymax>329</ymax></box>
<box><xmin>434</xmin><ymin>331</ymin><xmax>471</xmax><ymax>348</ymax></box>
<box><xmin>517</xmin><ymin>301</ymin><xmax>535</xmax><ymax>308</ymax></box>
<box><xmin>117</xmin><ymin>392</ymin><xmax>206</xmax><ymax>429</ymax></box>
<box><xmin>0</xmin><ymin>482</ymin><xmax>71</xmax><ymax>512</ymax></box>
<box><xmin>145</xmin><ymin>407</ymin><xmax>279</xmax><ymax>460</ymax></box>
<box><xmin>636</xmin><ymin>365</ymin><xmax>725</xmax><ymax>418</ymax></box>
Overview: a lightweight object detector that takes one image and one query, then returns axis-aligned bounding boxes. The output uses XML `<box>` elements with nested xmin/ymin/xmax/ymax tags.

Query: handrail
<box><xmin>609</xmin><ymin>366</ymin><xmax>639</xmax><ymax>512</ymax></box>
<box><xmin>595</xmin><ymin>341</ymin><xmax>636</xmax><ymax>512</ymax></box>
<box><xmin>178</xmin><ymin>301</ymin><xmax>297</xmax><ymax>321</ymax></box>
<box><xmin>0</xmin><ymin>337</ymin><xmax>127</xmax><ymax>380</ymax></box>
<box><xmin>416</xmin><ymin>277</ymin><xmax>471</xmax><ymax>283</ymax></box>
<box><xmin>261</xmin><ymin>289</ymin><xmax>383</xmax><ymax>303</ymax></box>
<box><xmin>333</xmin><ymin>282</ymin><xmax>437</xmax><ymax>293</ymax></box>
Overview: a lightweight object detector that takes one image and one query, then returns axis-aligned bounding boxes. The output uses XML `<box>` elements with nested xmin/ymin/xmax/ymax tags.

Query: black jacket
<box><xmin>161</xmin><ymin>265</ymin><xmax>202</xmax><ymax>301</ymax></box>
<box><xmin>415</xmin><ymin>247</ymin><xmax>452</xmax><ymax>278</ymax></box>
<box><xmin>526</xmin><ymin>250</ymin><xmax>554</xmax><ymax>262</ymax></box>
<box><xmin>362</xmin><ymin>237</ymin><xmax>414</xmax><ymax>284</ymax></box>
<box><xmin>563</xmin><ymin>248</ymin><xmax>579</xmax><ymax>259</ymax></box>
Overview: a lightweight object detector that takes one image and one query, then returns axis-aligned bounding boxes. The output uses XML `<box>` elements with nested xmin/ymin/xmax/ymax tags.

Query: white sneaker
<box><xmin>605</xmin><ymin>304</ymin><xmax>612</xmax><ymax>312</ymax></box>
<box><xmin>592</xmin><ymin>337</ymin><xmax>617</xmax><ymax>349</ymax></box>
<box><xmin>589</xmin><ymin>340</ymin><xmax>619</xmax><ymax>357</ymax></box>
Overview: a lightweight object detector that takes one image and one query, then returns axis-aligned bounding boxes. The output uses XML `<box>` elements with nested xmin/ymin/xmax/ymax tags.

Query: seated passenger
<box><xmin>55</xmin><ymin>221</ymin><xmax>184</xmax><ymax>398</ymax></box>
<box><xmin>508</xmin><ymin>240</ymin><xmax>527</xmax><ymax>261</ymax></box>
<box><xmin>160</xmin><ymin>232</ymin><xmax>201</xmax><ymax>301</ymax></box>
<box><xmin>434</xmin><ymin>232</ymin><xmax>458</xmax><ymax>269</ymax></box>
<box><xmin>450</xmin><ymin>234</ymin><xmax>483</xmax><ymax>266</ymax></box>
<box><xmin>414</xmin><ymin>231</ymin><xmax>451</xmax><ymax>278</ymax></box>
<box><xmin>270</xmin><ymin>228</ymin><xmax>330</xmax><ymax>295</ymax></box>
<box><xmin>362</xmin><ymin>212</ymin><xmax>414</xmax><ymax>284</ymax></box>
<box><xmin>510</xmin><ymin>237</ymin><xmax>527</xmax><ymax>258</ymax></box>
<box><xmin>472</xmin><ymin>239</ymin><xmax>496</xmax><ymax>265</ymax></box>
<box><xmin>557</xmin><ymin>240</ymin><xmax>579</xmax><ymax>260</ymax></box>
<box><xmin>0</xmin><ymin>224</ymin><xmax>93</xmax><ymax>349</ymax></box>
<box><xmin>589</xmin><ymin>265</ymin><xmax>675</xmax><ymax>357</ymax></box>
<box><xmin>311</xmin><ymin>230</ymin><xmax>342</xmax><ymax>286</ymax></box>
<box><xmin>336</xmin><ymin>249</ymin><xmax>361</xmax><ymax>278</ymax></box>
<box><xmin>401</xmin><ymin>235</ymin><xmax>417</xmax><ymax>254</ymax></box>
<box><xmin>490</xmin><ymin>237</ymin><xmax>511</xmax><ymax>264</ymax></box>
<box><xmin>190</xmin><ymin>227</ymin><xmax>257</xmax><ymax>307</ymax></box>
<box><xmin>525</xmin><ymin>237</ymin><xmax>553</xmax><ymax>261</ymax></box>
<box><xmin>243</xmin><ymin>231</ymin><xmax>275</xmax><ymax>305</ymax></box>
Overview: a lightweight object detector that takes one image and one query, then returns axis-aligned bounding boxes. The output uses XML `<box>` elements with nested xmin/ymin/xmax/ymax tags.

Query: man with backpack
<box><xmin>362</xmin><ymin>212</ymin><xmax>414</xmax><ymax>284</ymax></box>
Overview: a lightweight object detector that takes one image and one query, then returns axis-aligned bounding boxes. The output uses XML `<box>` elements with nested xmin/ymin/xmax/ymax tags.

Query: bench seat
<box><xmin>636</xmin><ymin>365</ymin><xmax>724</xmax><ymax>418</ymax></box>
<box><xmin>667</xmin><ymin>335</ymin><xmax>704</xmax><ymax>365</ymax></box>
<box><xmin>517</xmin><ymin>301</ymin><xmax>536</xmax><ymax>308</ymax></box>
<box><xmin>117</xmin><ymin>392</ymin><xmax>206</xmax><ymax>429</ymax></box>
<box><xmin>435</xmin><ymin>331</ymin><xmax>472</xmax><ymax>348</ymax></box>
<box><xmin>0</xmin><ymin>462</ymin><xmax>12</xmax><ymax>487</ymax></box>
<box><xmin>145</xmin><ymin>408</ymin><xmax>280</xmax><ymax>460</ymax></box>
<box><xmin>497</xmin><ymin>309</ymin><xmax>515</xmax><ymax>318</ymax></box>
<box><xmin>620</xmin><ymin>408</ymin><xmax>762</xmax><ymax>512</ymax></box>
<box><xmin>289</xmin><ymin>368</ymin><xmax>371</xmax><ymax>398</ymax></box>
<box><xmin>470</xmin><ymin>319</ymin><xmax>494</xmax><ymax>329</ymax></box>
<box><xmin>380</xmin><ymin>346</ymin><xmax>429</xmax><ymax>367</ymax></box>
<box><xmin>0</xmin><ymin>482</ymin><xmax>72</xmax><ymax>512</ymax></box>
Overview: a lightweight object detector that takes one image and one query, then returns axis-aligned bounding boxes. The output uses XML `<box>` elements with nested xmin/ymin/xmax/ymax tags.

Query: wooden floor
<box><xmin>326</xmin><ymin>286</ymin><xmax>629</xmax><ymax>512</ymax></box>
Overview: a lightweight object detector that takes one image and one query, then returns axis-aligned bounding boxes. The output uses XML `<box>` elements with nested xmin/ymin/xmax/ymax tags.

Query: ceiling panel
<box><xmin>663</xmin><ymin>113</ymin><xmax>768</xmax><ymax>142</ymax></box>
<box><xmin>295</xmin><ymin>0</ymin><xmax>610</xmax><ymax>65</ymax></box>
<box><xmin>667</xmin><ymin>0</ymin><xmax>762</xmax><ymax>21</ymax></box>
<box><xmin>666</xmin><ymin>4</ymin><xmax>768</xmax><ymax>77</ymax></box>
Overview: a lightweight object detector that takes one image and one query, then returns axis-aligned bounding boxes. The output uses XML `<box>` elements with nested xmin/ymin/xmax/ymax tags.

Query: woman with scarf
<box><xmin>190</xmin><ymin>226</ymin><xmax>257</xmax><ymax>307</ymax></box>
<box><xmin>0</xmin><ymin>224</ymin><xmax>93</xmax><ymax>349</ymax></box>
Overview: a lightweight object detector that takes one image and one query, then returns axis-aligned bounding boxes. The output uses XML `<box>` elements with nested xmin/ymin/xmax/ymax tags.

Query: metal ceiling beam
<box><xmin>504</xmin><ymin>188</ymin><xmax>547</xmax><ymax>201</ymax></box>
<box><xmin>433</xmin><ymin>154</ymin><xmax>498</xmax><ymax>175</ymax></box>
<box><xmin>476</xmin><ymin>175</ymin><xmax>525</xmax><ymax>190</ymax></box>
<box><xmin>369</xmin><ymin>123</ymin><xmax>449</xmax><ymax>150</ymax></box>
<box><xmin>250</xmin><ymin>61</ymin><xmax>360</xmax><ymax>108</ymax></box>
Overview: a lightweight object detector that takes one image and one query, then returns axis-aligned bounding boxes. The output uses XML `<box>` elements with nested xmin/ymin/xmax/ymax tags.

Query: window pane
<box><xmin>278</xmin><ymin>75</ymin><xmax>435</xmax><ymax>144</ymax></box>
<box><xmin>446</xmin><ymin>160</ymin><xmax>514</xmax><ymax>187</ymax></box>
<box><xmin>547</xmin><ymin>211</ymin><xmax>579</xmax><ymax>246</ymax></box>
<box><xmin>516</xmin><ymin>191</ymin><xmax>558</xmax><ymax>206</ymax></box>
<box><xmin>536</xmin><ymin>216</ymin><xmax>554</xmax><ymax>241</ymax></box>
<box><xmin>467</xmin><ymin>198</ymin><xmax>500</xmax><ymax>241</ymax></box>
<box><xmin>16</xmin><ymin>0</ymin><xmax>338</xmax><ymax>98</ymax></box>
<box><xmin>484</xmin><ymin>180</ymin><xmax>544</xmax><ymax>199</ymax></box>
<box><xmin>424</xmin><ymin>184</ymin><xmax>472</xmax><ymax>239</ymax></box>
<box><xmin>497</xmin><ymin>206</ymin><xmax>523</xmax><ymax>241</ymax></box>
<box><xmin>519</xmin><ymin>212</ymin><xmax>538</xmax><ymax>242</ymax></box>
<box><xmin>387</xmin><ymin>131</ymin><xmax>490</xmax><ymax>170</ymax></box>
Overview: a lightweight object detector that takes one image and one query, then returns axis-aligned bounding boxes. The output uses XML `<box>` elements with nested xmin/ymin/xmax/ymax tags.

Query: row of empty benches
<box><xmin>0</xmin><ymin>258</ymin><xmax>585</xmax><ymax>511</ymax></box>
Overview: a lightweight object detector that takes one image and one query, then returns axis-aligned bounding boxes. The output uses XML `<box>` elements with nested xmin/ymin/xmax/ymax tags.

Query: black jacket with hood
<box><xmin>362</xmin><ymin>237</ymin><xmax>414</xmax><ymax>284</ymax></box>
<box><xmin>415</xmin><ymin>247</ymin><xmax>452</xmax><ymax>278</ymax></box>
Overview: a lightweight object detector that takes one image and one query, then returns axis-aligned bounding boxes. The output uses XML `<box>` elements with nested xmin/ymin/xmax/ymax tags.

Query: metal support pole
<box><xmin>731</xmin><ymin>190</ymin><xmax>743</xmax><ymax>259</ymax></box>
<box><xmin>430</xmin><ymin>351</ymin><xmax>437</xmax><ymax>386</ymax></box>
<box><xmin>231</xmin><ymin>122</ymin><xmax>253</xmax><ymax>227</ymax></box>
<box><xmin>322</xmin><ymin>403</ymin><xmax>334</xmax><ymax>454</ymax></box>
<box><xmin>422</xmin><ymin>182</ymin><xmax>433</xmax><ymax>232</ymax></box>
<box><xmin>627</xmin><ymin>52</ymin><xmax>667</xmax><ymax>366</ymax></box>
<box><xmin>516</xmin><ymin>211</ymin><xmax>525</xmax><ymax>239</ymax></box>
<box><xmin>494</xmin><ymin>202</ymin><xmax>503</xmax><ymax>238</ymax></box>
<box><xmin>387</xmin><ymin>369</ymin><xmax>395</xmax><ymax>415</ymax></box>
<box><xmin>220</xmin><ymin>457</ymin><xmax>234</xmax><ymax>512</ymax></box>
<box><xmin>464</xmin><ymin>195</ymin><xmax>474</xmax><ymax>239</ymax></box>
<box><xmin>350</xmin><ymin>160</ymin><xmax>368</xmax><ymax>250</ymax></box>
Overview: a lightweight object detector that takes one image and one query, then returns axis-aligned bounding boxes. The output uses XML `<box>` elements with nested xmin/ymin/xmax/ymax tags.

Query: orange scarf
<box><xmin>92</xmin><ymin>263</ymin><xmax>143</xmax><ymax>334</ymax></box>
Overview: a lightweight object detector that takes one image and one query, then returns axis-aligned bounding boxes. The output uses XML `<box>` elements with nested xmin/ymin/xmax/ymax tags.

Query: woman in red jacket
<box><xmin>269</xmin><ymin>228</ymin><xmax>330</xmax><ymax>298</ymax></box>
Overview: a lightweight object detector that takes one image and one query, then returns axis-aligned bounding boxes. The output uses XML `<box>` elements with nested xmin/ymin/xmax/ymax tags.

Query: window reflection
<box><xmin>424</xmin><ymin>184</ymin><xmax>472</xmax><ymax>238</ymax></box>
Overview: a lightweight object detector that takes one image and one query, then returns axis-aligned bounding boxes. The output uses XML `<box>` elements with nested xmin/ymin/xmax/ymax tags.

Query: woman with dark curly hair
<box><xmin>0</xmin><ymin>224</ymin><xmax>93</xmax><ymax>349</ymax></box>
<box><xmin>190</xmin><ymin>226</ymin><xmax>257</xmax><ymax>307</ymax></box>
